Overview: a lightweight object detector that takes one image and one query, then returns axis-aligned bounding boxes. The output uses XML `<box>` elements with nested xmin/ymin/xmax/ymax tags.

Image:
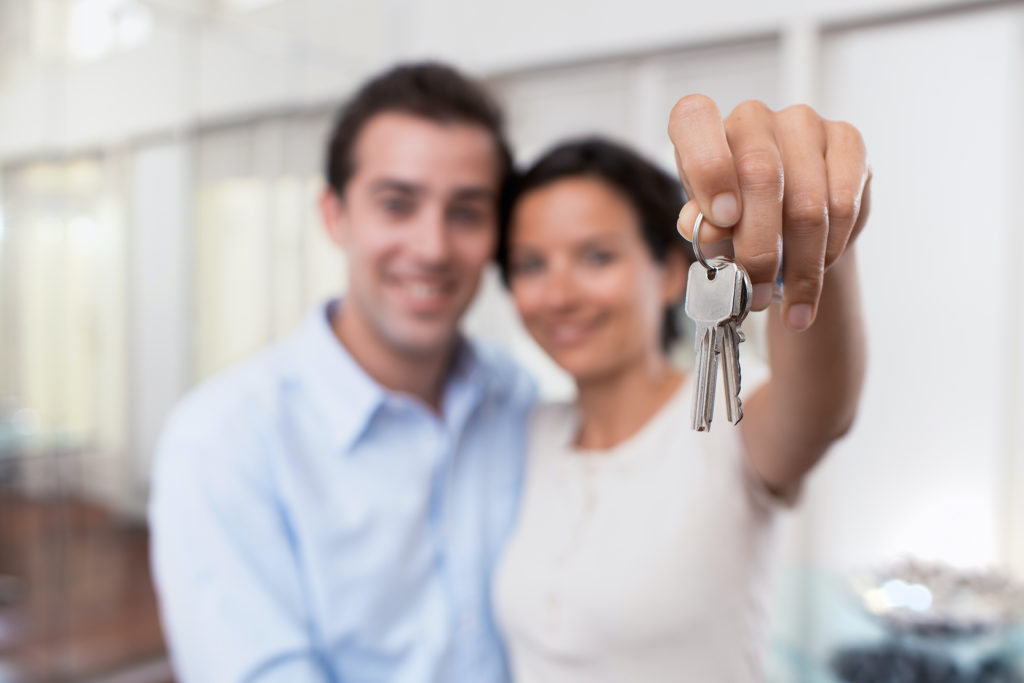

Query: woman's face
<box><xmin>508</xmin><ymin>176</ymin><xmax>683</xmax><ymax>384</ymax></box>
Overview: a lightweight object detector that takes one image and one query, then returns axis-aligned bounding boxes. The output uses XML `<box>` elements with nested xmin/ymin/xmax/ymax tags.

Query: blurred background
<box><xmin>0</xmin><ymin>0</ymin><xmax>1022</xmax><ymax>680</ymax></box>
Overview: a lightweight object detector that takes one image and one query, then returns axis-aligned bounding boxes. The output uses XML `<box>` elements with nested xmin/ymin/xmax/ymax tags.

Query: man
<box><xmin>150</xmin><ymin>63</ymin><xmax>870</xmax><ymax>682</ymax></box>
<box><xmin>151</xmin><ymin>64</ymin><xmax>532</xmax><ymax>683</ymax></box>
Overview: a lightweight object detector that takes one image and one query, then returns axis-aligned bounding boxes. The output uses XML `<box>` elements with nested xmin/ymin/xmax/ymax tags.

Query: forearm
<box><xmin>742</xmin><ymin>246</ymin><xmax>867</xmax><ymax>490</ymax></box>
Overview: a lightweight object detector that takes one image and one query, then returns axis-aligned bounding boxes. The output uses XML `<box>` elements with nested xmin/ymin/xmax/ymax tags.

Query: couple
<box><xmin>150</xmin><ymin>62</ymin><xmax>869</xmax><ymax>682</ymax></box>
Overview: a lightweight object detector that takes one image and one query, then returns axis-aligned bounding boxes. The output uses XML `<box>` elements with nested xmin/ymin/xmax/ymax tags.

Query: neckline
<box><xmin>562</xmin><ymin>373</ymin><xmax>693</xmax><ymax>466</ymax></box>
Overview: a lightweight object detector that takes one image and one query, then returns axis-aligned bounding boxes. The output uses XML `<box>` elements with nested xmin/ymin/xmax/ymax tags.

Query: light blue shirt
<box><xmin>149</xmin><ymin>301</ymin><xmax>535</xmax><ymax>683</ymax></box>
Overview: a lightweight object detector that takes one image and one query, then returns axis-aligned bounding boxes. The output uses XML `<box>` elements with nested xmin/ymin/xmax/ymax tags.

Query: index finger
<box><xmin>668</xmin><ymin>94</ymin><xmax>742</xmax><ymax>227</ymax></box>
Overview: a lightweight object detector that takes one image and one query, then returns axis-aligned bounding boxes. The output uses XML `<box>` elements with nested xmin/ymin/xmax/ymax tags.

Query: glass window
<box><xmin>193</xmin><ymin>113</ymin><xmax>342</xmax><ymax>381</ymax></box>
<box><xmin>0</xmin><ymin>155</ymin><xmax>127</xmax><ymax>469</ymax></box>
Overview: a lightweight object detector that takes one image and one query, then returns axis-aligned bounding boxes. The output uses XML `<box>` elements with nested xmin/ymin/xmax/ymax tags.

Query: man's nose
<box><xmin>410</xmin><ymin>209</ymin><xmax>451</xmax><ymax>264</ymax></box>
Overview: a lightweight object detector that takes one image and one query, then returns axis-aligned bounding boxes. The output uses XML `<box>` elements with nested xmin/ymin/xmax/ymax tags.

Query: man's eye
<box><xmin>448</xmin><ymin>205</ymin><xmax>486</xmax><ymax>225</ymax></box>
<box><xmin>381</xmin><ymin>196</ymin><xmax>414</xmax><ymax>215</ymax></box>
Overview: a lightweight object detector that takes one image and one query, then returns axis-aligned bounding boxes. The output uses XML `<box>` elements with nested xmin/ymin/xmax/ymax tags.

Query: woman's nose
<box><xmin>542</xmin><ymin>264</ymin><xmax>581</xmax><ymax>310</ymax></box>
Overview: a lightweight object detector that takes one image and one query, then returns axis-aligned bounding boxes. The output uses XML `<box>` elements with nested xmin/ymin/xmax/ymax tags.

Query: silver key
<box><xmin>719</xmin><ymin>265</ymin><xmax>752</xmax><ymax>424</ymax></box>
<box><xmin>684</xmin><ymin>212</ymin><xmax>754</xmax><ymax>432</ymax></box>
<box><xmin>684</xmin><ymin>259</ymin><xmax>749</xmax><ymax>430</ymax></box>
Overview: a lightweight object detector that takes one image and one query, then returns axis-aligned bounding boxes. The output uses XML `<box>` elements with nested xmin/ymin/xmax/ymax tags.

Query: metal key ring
<box><xmin>691</xmin><ymin>212</ymin><xmax>716</xmax><ymax>273</ymax></box>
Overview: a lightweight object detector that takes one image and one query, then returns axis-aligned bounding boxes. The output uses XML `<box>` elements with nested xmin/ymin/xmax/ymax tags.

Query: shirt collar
<box><xmin>289</xmin><ymin>299</ymin><xmax>494</xmax><ymax>454</ymax></box>
<box><xmin>289</xmin><ymin>300</ymin><xmax>385</xmax><ymax>453</ymax></box>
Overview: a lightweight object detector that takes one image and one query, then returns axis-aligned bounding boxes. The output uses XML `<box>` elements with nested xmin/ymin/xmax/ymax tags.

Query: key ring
<box><xmin>691</xmin><ymin>212</ymin><xmax>717</xmax><ymax>273</ymax></box>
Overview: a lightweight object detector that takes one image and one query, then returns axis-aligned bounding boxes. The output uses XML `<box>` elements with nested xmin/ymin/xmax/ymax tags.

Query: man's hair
<box><xmin>325</xmin><ymin>62</ymin><xmax>515</xmax><ymax>226</ymax></box>
<box><xmin>498</xmin><ymin>137</ymin><xmax>695</xmax><ymax>350</ymax></box>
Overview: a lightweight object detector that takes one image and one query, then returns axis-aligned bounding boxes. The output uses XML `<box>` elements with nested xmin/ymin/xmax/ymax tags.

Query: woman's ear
<box><xmin>661</xmin><ymin>247</ymin><xmax>689</xmax><ymax>306</ymax></box>
<box><xmin>319</xmin><ymin>188</ymin><xmax>348</xmax><ymax>248</ymax></box>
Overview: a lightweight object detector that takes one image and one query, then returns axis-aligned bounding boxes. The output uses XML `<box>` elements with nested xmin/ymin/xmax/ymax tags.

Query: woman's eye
<box><xmin>510</xmin><ymin>257</ymin><xmax>544</xmax><ymax>276</ymax></box>
<box><xmin>584</xmin><ymin>250</ymin><xmax>615</xmax><ymax>266</ymax></box>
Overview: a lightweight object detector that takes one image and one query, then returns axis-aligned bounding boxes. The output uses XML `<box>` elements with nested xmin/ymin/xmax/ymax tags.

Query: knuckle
<box><xmin>683</xmin><ymin>154</ymin><xmax>731</xmax><ymax>183</ymax></box>
<box><xmin>730</xmin><ymin>98</ymin><xmax>772</xmax><ymax>120</ymax></box>
<box><xmin>785</xmin><ymin>268</ymin><xmax>825</xmax><ymax>297</ymax></box>
<box><xmin>742</xmin><ymin>247</ymin><xmax>781</xmax><ymax>282</ymax></box>
<box><xmin>735</xmin><ymin>151</ymin><xmax>783</xmax><ymax>192</ymax></box>
<box><xmin>781</xmin><ymin>103</ymin><xmax>821</xmax><ymax>128</ymax></box>
<box><xmin>828</xmin><ymin>120</ymin><xmax>866</xmax><ymax>149</ymax></box>
<box><xmin>829</xmin><ymin>190</ymin><xmax>860</xmax><ymax>226</ymax></box>
<box><xmin>786</xmin><ymin>194</ymin><xmax>828</xmax><ymax>229</ymax></box>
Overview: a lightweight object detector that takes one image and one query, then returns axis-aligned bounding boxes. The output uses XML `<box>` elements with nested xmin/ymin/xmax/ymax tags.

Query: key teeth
<box><xmin>721</xmin><ymin>322</ymin><xmax>744</xmax><ymax>426</ymax></box>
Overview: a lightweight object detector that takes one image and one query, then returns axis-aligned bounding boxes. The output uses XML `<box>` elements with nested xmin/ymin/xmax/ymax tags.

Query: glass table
<box><xmin>767</xmin><ymin>566</ymin><xmax>1024</xmax><ymax>682</ymax></box>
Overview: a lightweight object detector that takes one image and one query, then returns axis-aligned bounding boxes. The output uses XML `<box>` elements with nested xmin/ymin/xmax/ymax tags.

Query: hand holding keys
<box><xmin>684</xmin><ymin>213</ymin><xmax>753</xmax><ymax>432</ymax></box>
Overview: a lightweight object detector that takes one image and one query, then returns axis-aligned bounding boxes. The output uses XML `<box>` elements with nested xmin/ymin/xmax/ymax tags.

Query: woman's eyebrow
<box><xmin>575</xmin><ymin>232</ymin><xmax>629</xmax><ymax>249</ymax></box>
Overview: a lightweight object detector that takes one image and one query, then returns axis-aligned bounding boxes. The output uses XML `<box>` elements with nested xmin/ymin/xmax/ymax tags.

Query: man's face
<box><xmin>323</xmin><ymin>111</ymin><xmax>501</xmax><ymax>359</ymax></box>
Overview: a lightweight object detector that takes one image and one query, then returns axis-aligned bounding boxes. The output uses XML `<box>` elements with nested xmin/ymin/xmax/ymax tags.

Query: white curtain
<box><xmin>0</xmin><ymin>154</ymin><xmax>127</xmax><ymax>497</ymax></box>
<box><xmin>192</xmin><ymin>111</ymin><xmax>341</xmax><ymax>381</ymax></box>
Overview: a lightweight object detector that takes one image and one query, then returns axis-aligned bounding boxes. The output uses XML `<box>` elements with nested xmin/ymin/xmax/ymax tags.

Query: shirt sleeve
<box><xmin>149</xmin><ymin>398</ymin><xmax>332</xmax><ymax>683</ymax></box>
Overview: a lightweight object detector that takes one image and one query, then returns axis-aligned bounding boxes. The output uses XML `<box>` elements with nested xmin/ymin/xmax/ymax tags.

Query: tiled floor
<box><xmin>0</xmin><ymin>493</ymin><xmax>173</xmax><ymax>683</ymax></box>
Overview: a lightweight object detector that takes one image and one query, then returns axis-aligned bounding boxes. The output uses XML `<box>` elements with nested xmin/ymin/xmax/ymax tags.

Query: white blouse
<box><xmin>493</xmin><ymin>375</ymin><xmax>789</xmax><ymax>682</ymax></box>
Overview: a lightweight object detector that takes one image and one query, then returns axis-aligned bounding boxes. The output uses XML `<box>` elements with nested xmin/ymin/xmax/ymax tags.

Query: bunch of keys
<box><xmin>683</xmin><ymin>212</ymin><xmax>753</xmax><ymax>432</ymax></box>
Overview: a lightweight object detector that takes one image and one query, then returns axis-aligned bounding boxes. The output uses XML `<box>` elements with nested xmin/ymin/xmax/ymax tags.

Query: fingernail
<box><xmin>711</xmin><ymin>193</ymin><xmax>739</xmax><ymax>226</ymax></box>
<box><xmin>676</xmin><ymin>208</ymin><xmax>691</xmax><ymax>241</ymax></box>
<box><xmin>786</xmin><ymin>304</ymin><xmax>814</xmax><ymax>331</ymax></box>
<box><xmin>751</xmin><ymin>283</ymin><xmax>773</xmax><ymax>310</ymax></box>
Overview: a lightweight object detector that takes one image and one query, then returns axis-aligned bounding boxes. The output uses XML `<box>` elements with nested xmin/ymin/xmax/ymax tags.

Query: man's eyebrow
<box><xmin>451</xmin><ymin>186</ymin><xmax>495</xmax><ymax>202</ymax></box>
<box><xmin>369</xmin><ymin>179</ymin><xmax>423</xmax><ymax>195</ymax></box>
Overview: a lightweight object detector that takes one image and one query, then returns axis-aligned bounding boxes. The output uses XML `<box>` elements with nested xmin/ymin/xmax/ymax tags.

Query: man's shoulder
<box><xmin>159</xmin><ymin>342</ymin><xmax>295</xmax><ymax>455</ymax></box>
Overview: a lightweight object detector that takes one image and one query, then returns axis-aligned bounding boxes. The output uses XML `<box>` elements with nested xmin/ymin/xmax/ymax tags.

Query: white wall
<box><xmin>0</xmin><ymin>0</ymin><xmax>1004</xmax><ymax>164</ymax></box>
<box><xmin>0</xmin><ymin>3</ymin><xmax>378</xmax><ymax>161</ymax></box>
<box><xmin>398</xmin><ymin>0</ymin><xmax>995</xmax><ymax>72</ymax></box>
<box><xmin>804</xmin><ymin>4</ymin><xmax>1024</xmax><ymax>571</ymax></box>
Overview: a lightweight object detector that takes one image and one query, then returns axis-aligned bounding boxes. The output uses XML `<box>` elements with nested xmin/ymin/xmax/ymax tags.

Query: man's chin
<box><xmin>384</xmin><ymin>318</ymin><xmax>462</xmax><ymax>360</ymax></box>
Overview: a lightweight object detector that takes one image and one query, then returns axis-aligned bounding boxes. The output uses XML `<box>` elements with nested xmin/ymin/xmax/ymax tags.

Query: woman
<box><xmin>492</xmin><ymin>137</ymin><xmax>867</xmax><ymax>681</ymax></box>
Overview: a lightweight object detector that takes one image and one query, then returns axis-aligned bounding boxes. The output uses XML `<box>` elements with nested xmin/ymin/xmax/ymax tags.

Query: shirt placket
<box><xmin>434</xmin><ymin>381</ymin><xmax>487</xmax><ymax>679</ymax></box>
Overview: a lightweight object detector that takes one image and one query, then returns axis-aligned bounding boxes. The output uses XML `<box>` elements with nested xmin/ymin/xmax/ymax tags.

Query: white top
<box><xmin>493</xmin><ymin>374</ymin><xmax>789</xmax><ymax>683</ymax></box>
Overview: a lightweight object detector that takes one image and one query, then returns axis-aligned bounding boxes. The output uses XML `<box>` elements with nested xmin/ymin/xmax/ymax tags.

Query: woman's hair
<box><xmin>497</xmin><ymin>137</ymin><xmax>695</xmax><ymax>349</ymax></box>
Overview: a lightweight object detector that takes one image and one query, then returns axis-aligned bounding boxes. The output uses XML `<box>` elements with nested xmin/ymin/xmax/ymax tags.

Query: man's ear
<box><xmin>661</xmin><ymin>247</ymin><xmax>689</xmax><ymax>306</ymax></box>
<box><xmin>320</xmin><ymin>188</ymin><xmax>348</xmax><ymax>248</ymax></box>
